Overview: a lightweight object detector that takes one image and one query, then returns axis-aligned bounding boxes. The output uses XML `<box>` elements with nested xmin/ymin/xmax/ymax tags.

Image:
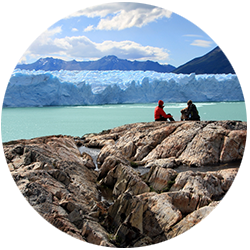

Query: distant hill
<box><xmin>172</xmin><ymin>46</ymin><xmax>235</xmax><ymax>74</ymax></box>
<box><xmin>15</xmin><ymin>55</ymin><xmax>176</xmax><ymax>73</ymax></box>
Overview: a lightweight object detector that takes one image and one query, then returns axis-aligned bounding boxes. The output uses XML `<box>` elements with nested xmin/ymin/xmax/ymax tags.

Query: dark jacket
<box><xmin>187</xmin><ymin>104</ymin><xmax>200</xmax><ymax>120</ymax></box>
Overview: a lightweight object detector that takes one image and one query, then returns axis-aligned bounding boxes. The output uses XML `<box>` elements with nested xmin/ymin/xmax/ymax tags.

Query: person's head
<box><xmin>187</xmin><ymin>100</ymin><xmax>192</xmax><ymax>106</ymax></box>
<box><xmin>158</xmin><ymin>100</ymin><xmax>164</xmax><ymax>107</ymax></box>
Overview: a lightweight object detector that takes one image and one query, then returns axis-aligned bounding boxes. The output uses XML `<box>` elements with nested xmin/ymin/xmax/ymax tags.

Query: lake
<box><xmin>1</xmin><ymin>101</ymin><xmax>247</xmax><ymax>143</ymax></box>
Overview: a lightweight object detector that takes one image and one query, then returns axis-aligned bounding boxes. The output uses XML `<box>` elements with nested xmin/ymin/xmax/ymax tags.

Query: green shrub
<box><xmin>149</xmin><ymin>185</ymin><xmax>160</xmax><ymax>194</ymax></box>
<box><xmin>130</xmin><ymin>161</ymin><xmax>138</xmax><ymax>168</ymax></box>
<box><xmin>162</xmin><ymin>180</ymin><xmax>175</xmax><ymax>192</ymax></box>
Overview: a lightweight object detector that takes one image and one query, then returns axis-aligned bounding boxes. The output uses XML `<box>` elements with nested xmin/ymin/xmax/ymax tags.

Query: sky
<box><xmin>20</xmin><ymin>2</ymin><xmax>216</xmax><ymax>67</ymax></box>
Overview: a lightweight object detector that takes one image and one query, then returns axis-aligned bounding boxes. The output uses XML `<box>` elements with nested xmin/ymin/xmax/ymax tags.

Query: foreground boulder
<box><xmin>166</xmin><ymin>202</ymin><xmax>217</xmax><ymax>240</ymax></box>
<box><xmin>144</xmin><ymin>166</ymin><xmax>177</xmax><ymax>192</ymax></box>
<box><xmin>101</xmin><ymin>166</ymin><xmax>238</xmax><ymax>247</ymax></box>
<box><xmin>4</xmin><ymin>135</ymin><xmax>113</xmax><ymax>246</ymax></box>
<box><xmin>101</xmin><ymin>163</ymin><xmax>150</xmax><ymax>197</ymax></box>
<box><xmin>3</xmin><ymin>120</ymin><xmax>246</xmax><ymax>247</ymax></box>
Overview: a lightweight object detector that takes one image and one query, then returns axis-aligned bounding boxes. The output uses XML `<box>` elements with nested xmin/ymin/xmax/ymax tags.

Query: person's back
<box><xmin>187</xmin><ymin>101</ymin><xmax>200</xmax><ymax>121</ymax></box>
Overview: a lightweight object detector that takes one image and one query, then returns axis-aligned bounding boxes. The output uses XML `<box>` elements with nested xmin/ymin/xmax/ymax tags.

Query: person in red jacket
<box><xmin>154</xmin><ymin>100</ymin><xmax>175</xmax><ymax>121</ymax></box>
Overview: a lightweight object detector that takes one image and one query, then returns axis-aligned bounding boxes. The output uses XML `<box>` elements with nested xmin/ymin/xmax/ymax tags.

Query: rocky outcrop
<box><xmin>82</xmin><ymin>120</ymin><xmax>246</xmax><ymax>168</ymax></box>
<box><xmin>4</xmin><ymin>135</ymin><xmax>114</xmax><ymax>246</ymax></box>
<box><xmin>3</xmin><ymin>120</ymin><xmax>246</xmax><ymax>247</ymax></box>
<box><xmin>100</xmin><ymin>163</ymin><xmax>150</xmax><ymax>198</ymax></box>
<box><xmin>166</xmin><ymin>202</ymin><xmax>217</xmax><ymax>240</ymax></box>
<box><xmin>144</xmin><ymin>166</ymin><xmax>177</xmax><ymax>192</ymax></box>
<box><xmin>101</xmin><ymin>167</ymin><xmax>239</xmax><ymax>246</ymax></box>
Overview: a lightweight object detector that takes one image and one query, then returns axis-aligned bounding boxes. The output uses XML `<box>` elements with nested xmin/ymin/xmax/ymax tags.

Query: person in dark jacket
<box><xmin>185</xmin><ymin>100</ymin><xmax>200</xmax><ymax>121</ymax></box>
<box><xmin>154</xmin><ymin>100</ymin><xmax>175</xmax><ymax>121</ymax></box>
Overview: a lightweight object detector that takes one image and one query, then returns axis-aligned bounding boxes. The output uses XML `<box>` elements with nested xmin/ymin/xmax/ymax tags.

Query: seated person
<box><xmin>181</xmin><ymin>100</ymin><xmax>200</xmax><ymax>121</ymax></box>
<box><xmin>154</xmin><ymin>100</ymin><xmax>175</xmax><ymax>121</ymax></box>
<box><xmin>180</xmin><ymin>108</ymin><xmax>188</xmax><ymax>121</ymax></box>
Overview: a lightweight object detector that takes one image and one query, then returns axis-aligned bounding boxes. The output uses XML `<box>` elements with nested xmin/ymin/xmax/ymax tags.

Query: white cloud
<box><xmin>42</xmin><ymin>26</ymin><xmax>62</xmax><ymax>39</ymax></box>
<box><xmin>72</xmin><ymin>28</ymin><xmax>78</xmax><ymax>32</ymax></box>
<box><xmin>24</xmin><ymin>26</ymin><xmax>64</xmax><ymax>60</ymax></box>
<box><xmin>70</xmin><ymin>2</ymin><xmax>172</xmax><ymax>31</ymax></box>
<box><xmin>24</xmin><ymin>29</ymin><xmax>169</xmax><ymax>62</ymax></box>
<box><xmin>96</xmin><ymin>40</ymin><xmax>169</xmax><ymax>61</ymax></box>
<box><xmin>84</xmin><ymin>25</ymin><xmax>94</xmax><ymax>32</ymax></box>
<box><xmin>191</xmin><ymin>39</ymin><xmax>213</xmax><ymax>48</ymax></box>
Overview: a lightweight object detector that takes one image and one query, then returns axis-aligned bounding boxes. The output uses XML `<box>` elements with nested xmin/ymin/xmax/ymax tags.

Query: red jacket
<box><xmin>154</xmin><ymin>106</ymin><xmax>172</xmax><ymax>120</ymax></box>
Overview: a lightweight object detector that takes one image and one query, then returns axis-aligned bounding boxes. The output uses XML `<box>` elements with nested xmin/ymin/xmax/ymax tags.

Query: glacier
<box><xmin>3</xmin><ymin>69</ymin><xmax>244</xmax><ymax>107</ymax></box>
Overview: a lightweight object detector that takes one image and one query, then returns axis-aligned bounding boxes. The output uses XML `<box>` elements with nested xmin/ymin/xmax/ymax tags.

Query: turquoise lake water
<box><xmin>1</xmin><ymin>102</ymin><xmax>247</xmax><ymax>143</ymax></box>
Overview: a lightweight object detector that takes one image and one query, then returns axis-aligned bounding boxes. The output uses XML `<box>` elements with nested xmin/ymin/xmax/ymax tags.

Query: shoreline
<box><xmin>0</xmin><ymin>119</ymin><xmax>250</xmax><ymax>145</ymax></box>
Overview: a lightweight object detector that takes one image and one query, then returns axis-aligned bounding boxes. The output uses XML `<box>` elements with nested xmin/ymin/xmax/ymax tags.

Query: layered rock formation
<box><xmin>3</xmin><ymin>120</ymin><xmax>246</xmax><ymax>247</ymax></box>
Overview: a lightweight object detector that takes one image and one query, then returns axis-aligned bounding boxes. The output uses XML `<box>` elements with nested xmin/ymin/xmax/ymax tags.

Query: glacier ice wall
<box><xmin>3</xmin><ymin>69</ymin><xmax>244</xmax><ymax>107</ymax></box>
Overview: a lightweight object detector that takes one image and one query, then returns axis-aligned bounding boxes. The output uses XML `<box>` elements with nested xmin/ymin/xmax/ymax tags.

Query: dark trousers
<box><xmin>187</xmin><ymin>116</ymin><xmax>200</xmax><ymax>121</ymax></box>
<box><xmin>155</xmin><ymin>114</ymin><xmax>175</xmax><ymax>122</ymax></box>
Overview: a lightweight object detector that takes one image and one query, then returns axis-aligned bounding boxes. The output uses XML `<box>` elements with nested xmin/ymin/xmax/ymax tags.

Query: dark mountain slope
<box><xmin>172</xmin><ymin>46</ymin><xmax>235</xmax><ymax>74</ymax></box>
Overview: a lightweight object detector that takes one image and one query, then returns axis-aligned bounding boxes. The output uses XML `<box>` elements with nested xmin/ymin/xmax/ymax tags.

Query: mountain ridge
<box><xmin>15</xmin><ymin>46</ymin><xmax>236</xmax><ymax>74</ymax></box>
<box><xmin>16</xmin><ymin>55</ymin><xmax>176</xmax><ymax>73</ymax></box>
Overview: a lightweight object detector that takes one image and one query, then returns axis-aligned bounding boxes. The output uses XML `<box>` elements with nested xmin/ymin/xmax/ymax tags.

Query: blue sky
<box><xmin>21</xmin><ymin>2</ymin><xmax>216</xmax><ymax>67</ymax></box>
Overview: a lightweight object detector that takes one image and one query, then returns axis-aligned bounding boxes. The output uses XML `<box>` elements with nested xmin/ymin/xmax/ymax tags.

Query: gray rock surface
<box><xmin>3</xmin><ymin>120</ymin><xmax>246</xmax><ymax>247</ymax></box>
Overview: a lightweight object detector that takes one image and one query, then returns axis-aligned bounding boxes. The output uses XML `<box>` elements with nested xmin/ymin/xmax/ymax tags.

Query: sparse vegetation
<box><xmin>130</xmin><ymin>161</ymin><xmax>138</xmax><ymax>168</ymax></box>
<box><xmin>108</xmin><ymin>234</ymin><xmax>122</xmax><ymax>247</ymax></box>
<box><xmin>149</xmin><ymin>185</ymin><xmax>160</xmax><ymax>193</ymax></box>
<box><xmin>162</xmin><ymin>180</ymin><xmax>175</xmax><ymax>192</ymax></box>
